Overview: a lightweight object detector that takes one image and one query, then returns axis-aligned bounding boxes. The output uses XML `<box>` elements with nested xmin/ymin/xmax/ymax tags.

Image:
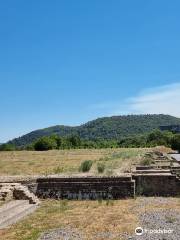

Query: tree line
<box><xmin>1</xmin><ymin>130</ymin><xmax>180</xmax><ymax>152</ymax></box>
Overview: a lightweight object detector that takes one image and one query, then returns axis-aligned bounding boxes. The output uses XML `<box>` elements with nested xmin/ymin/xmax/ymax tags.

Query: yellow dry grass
<box><xmin>0</xmin><ymin>148</ymin><xmax>147</xmax><ymax>176</ymax></box>
<box><xmin>0</xmin><ymin>199</ymin><xmax>138</xmax><ymax>240</ymax></box>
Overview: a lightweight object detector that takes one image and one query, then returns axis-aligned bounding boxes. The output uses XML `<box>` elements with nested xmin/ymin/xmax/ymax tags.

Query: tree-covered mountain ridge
<box><xmin>9</xmin><ymin>114</ymin><xmax>180</xmax><ymax>147</ymax></box>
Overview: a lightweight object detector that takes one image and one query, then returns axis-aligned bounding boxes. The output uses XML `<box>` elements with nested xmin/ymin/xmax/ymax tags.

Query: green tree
<box><xmin>0</xmin><ymin>143</ymin><xmax>16</xmax><ymax>151</ymax></box>
<box><xmin>34</xmin><ymin>136</ymin><xmax>57</xmax><ymax>151</ymax></box>
<box><xmin>147</xmin><ymin>130</ymin><xmax>168</xmax><ymax>146</ymax></box>
<box><xmin>50</xmin><ymin>135</ymin><xmax>62</xmax><ymax>149</ymax></box>
<box><xmin>68</xmin><ymin>135</ymin><xmax>81</xmax><ymax>148</ymax></box>
<box><xmin>171</xmin><ymin>134</ymin><xmax>180</xmax><ymax>153</ymax></box>
<box><xmin>25</xmin><ymin>144</ymin><xmax>35</xmax><ymax>151</ymax></box>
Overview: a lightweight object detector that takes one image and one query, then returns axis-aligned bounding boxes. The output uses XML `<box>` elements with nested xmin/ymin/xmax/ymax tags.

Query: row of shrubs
<box><xmin>1</xmin><ymin>130</ymin><xmax>180</xmax><ymax>152</ymax></box>
<box><xmin>0</xmin><ymin>135</ymin><xmax>119</xmax><ymax>151</ymax></box>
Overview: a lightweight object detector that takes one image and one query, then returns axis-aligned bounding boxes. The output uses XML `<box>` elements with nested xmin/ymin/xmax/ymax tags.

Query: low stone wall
<box><xmin>133</xmin><ymin>174</ymin><xmax>180</xmax><ymax>196</ymax></box>
<box><xmin>12</xmin><ymin>174</ymin><xmax>180</xmax><ymax>199</ymax></box>
<box><xmin>1</xmin><ymin>173</ymin><xmax>180</xmax><ymax>200</ymax></box>
<box><xmin>35</xmin><ymin>176</ymin><xmax>135</xmax><ymax>200</ymax></box>
<box><xmin>136</xmin><ymin>165</ymin><xmax>170</xmax><ymax>170</ymax></box>
<box><xmin>136</xmin><ymin>166</ymin><xmax>155</xmax><ymax>170</ymax></box>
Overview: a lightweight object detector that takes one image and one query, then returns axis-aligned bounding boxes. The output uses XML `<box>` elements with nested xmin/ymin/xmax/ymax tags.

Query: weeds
<box><xmin>53</xmin><ymin>166</ymin><xmax>64</xmax><ymax>174</ymax></box>
<box><xmin>97</xmin><ymin>162</ymin><xmax>105</xmax><ymax>173</ymax></box>
<box><xmin>79</xmin><ymin>160</ymin><xmax>93</xmax><ymax>172</ymax></box>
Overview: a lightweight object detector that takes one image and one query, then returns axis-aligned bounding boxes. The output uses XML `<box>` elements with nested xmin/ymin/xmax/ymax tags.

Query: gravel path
<box><xmin>38</xmin><ymin>227</ymin><xmax>84</xmax><ymax>240</ymax></box>
<box><xmin>130</xmin><ymin>209</ymin><xmax>180</xmax><ymax>240</ymax></box>
<box><xmin>130</xmin><ymin>197</ymin><xmax>180</xmax><ymax>240</ymax></box>
<box><xmin>38</xmin><ymin>229</ymin><xmax>131</xmax><ymax>240</ymax></box>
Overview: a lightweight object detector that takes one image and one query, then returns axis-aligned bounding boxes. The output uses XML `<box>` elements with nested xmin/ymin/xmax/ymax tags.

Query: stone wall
<box><xmin>133</xmin><ymin>174</ymin><xmax>180</xmax><ymax>196</ymax></box>
<box><xmin>35</xmin><ymin>176</ymin><xmax>135</xmax><ymax>200</ymax></box>
<box><xmin>23</xmin><ymin>174</ymin><xmax>180</xmax><ymax>199</ymax></box>
<box><xmin>1</xmin><ymin>173</ymin><xmax>180</xmax><ymax>200</ymax></box>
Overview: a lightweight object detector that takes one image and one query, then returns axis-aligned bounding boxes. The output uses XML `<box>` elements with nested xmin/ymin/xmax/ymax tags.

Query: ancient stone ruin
<box><xmin>35</xmin><ymin>176</ymin><xmax>135</xmax><ymax>200</ymax></box>
<box><xmin>0</xmin><ymin>151</ymin><xmax>180</xmax><ymax>201</ymax></box>
<box><xmin>0</xmin><ymin>182</ymin><xmax>39</xmax><ymax>204</ymax></box>
<box><xmin>0</xmin><ymin>183</ymin><xmax>39</xmax><ymax>229</ymax></box>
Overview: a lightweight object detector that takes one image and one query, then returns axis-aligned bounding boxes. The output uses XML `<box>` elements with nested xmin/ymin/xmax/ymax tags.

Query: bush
<box><xmin>60</xmin><ymin>200</ymin><xmax>69</xmax><ymax>211</ymax></box>
<box><xmin>34</xmin><ymin>137</ymin><xmax>57</xmax><ymax>151</ymax></box>
<box><xmin>79</xmin><ymin>160</ymin><xmax>93</xmax><ymax>172</ymax></box>
<box><xmin>171</xmin><ymin>134</ymin><xmax>180</xmax><ymax>153</ymax></box>
<box><xmin>97</xmin><ymin>162</ymin><xmax>105</xmax><ymax>173</ymax></box>
<box><xmin>0</xmin><ymin>143</ymin><xmax>16</xmax><ymax>151</ymax></box>
<box><xmin>68</xmin><ymin>135</ymin><xmax>81</xmax><ymax>148</ymax></box>
<box><xmin>105</xmin><ymin>199</ymin><xmax>114</xmax><ymax>206</ymax></box>
<box><xmin>26</xmin><ymin>144</ymin><xmax>35</xmax><ymax>151</ymax></box>
<box><xmin>140</xmin><ymin>158</ymin><xmax>154</xmax><ymax>166</ymax></box>
<box><xmin>53</xmin><ymin>166</ymin><xmax>64</xmax><ymax>174</ymax></box>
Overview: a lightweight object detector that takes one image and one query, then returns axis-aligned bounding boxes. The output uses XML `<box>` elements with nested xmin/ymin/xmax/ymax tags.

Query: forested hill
<box><xmin>9</xmin><ymin>114</ymin><xmax>180</xmax><ymax>147</ymax></box>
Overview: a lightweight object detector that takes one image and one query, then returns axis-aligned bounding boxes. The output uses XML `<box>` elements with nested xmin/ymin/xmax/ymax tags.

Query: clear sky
<box><xmin>1</xmin><ymin>0</ymin><xmax>180</xmax><ymax>142</ymax></box>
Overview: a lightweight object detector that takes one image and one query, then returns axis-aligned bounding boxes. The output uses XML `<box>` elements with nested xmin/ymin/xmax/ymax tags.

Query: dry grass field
<box><xmin>0</xmin><ymin>197</ymin><xmax>180</xmax><ymax>240</ymax></box>
<box><xmin>0</xmin><ymin>148</ymin><xmax>148</xmax><ymax>176</ymax></box>
<box><xmin>0</xmin><ymin>199</ymin><xmax>137</xmax><ymax>240</ymax></box>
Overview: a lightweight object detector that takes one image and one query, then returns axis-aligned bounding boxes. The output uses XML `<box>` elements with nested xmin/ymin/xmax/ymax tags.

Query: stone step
<box><xmin>154</xmin><ymin>160</ymin><xmax>171</xmax><ymax>162</ymax></box>
<box><xmin>0</xmin><ymin>200</ymin><xmax>38</xmax><ymax>229</ymax></box>
<box><xmin>13</xmin><ymin>184</ymin><xmax>40</xmax><ymax>204</ymax></box>
<box><xmin>136</xmin><ymin>166</ymin><xmax>171</xmax><ymax>170</ymax></box>
<box><xmin>171</xmin><ymin>167</ymin><xmax>180</xmax><ymax>170</ymax></box>
<box><xmin>136</xmin><ymin>166</ymin><xmax>155</xmax><ymax>170</ymax></box>
<box><xmin>133</xmin><ymin>169</ymin><xmax>171</xmax><ymax>174</ymax></box>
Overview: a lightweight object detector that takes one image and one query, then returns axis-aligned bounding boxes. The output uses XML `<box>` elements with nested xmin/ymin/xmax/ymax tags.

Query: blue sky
<box><xmin>1</xmin><ymin>0</ymin><xmax>180</xmax><ymax>142</ymax></box>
